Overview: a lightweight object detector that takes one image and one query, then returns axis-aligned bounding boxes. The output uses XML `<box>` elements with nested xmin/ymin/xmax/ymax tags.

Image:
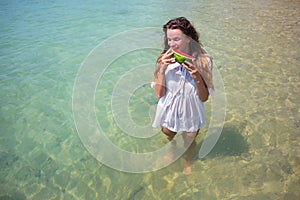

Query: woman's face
<box><xmin>166</xmin><ymin>28</ymin><xmax>190</xmax><ymax>54</ymax></box>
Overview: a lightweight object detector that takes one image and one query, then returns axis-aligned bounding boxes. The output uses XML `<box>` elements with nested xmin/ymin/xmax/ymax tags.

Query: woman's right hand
<box><xmin>155</xmin><ymin>49</ymin><xmax>174</xmax><ymax>98</ymax></box>
<box><xmin>159</xmin><ymin>48</ymin><xmax>175</xmax><ymax>70</ymax></box>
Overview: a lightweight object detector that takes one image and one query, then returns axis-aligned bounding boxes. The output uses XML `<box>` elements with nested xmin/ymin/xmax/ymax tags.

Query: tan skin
<box><xmin>155</xmin><ymin>29</ymin><xmax>209</xmax><ymax>101</ymax></box>
<box><xmin>154</xmin><ymin>29</ymin><xmax>209</xmax><ymax>174</ymax></box>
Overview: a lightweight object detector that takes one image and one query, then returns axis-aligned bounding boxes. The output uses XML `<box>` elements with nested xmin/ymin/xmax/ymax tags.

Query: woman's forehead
<box><xmin>166</xmin><ymin>29</ymin><xmax>184</xmax><ymax>38</ymax></box>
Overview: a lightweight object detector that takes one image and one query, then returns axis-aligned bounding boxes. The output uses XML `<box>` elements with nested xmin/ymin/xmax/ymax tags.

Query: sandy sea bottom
<box><xmin>0</xmin><ymin>0</ymin><xmax>299</xmax><ymax>199</ymax></box>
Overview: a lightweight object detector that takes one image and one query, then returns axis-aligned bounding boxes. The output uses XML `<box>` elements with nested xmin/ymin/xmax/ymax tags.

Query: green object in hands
<box><xmin>172</xmin><ymin>49</ymin><xmax>194</xmax><ymax>64</ymax></box>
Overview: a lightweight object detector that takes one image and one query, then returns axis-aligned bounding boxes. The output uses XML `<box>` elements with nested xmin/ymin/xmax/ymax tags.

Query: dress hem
<box><xmin>152</xmin><ymin>123</ymin><xmax>206</xmax><ymax>133</ymax></box>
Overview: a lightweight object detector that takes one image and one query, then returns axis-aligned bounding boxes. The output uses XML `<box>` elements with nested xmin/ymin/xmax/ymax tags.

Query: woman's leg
<box><xmin>182</xmin><ymin>130</ymin><xmax>199</xmax><ymax>174</ymax></box>
<box><xmin>161</xmin><ymin>127</ymin><xmax>177</xmax><ymax>163</ymax></box>
<box><xmin>161</xmin><ymin>127</ymin><xmax>177</xmax><ymax>141</ymax></box>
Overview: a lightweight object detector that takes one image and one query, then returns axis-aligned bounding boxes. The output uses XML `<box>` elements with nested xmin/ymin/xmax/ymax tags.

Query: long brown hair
<box><xmin>154</xmin><ymin>17</ymin><xmax>210</xmax><ymax>78</ymax></box>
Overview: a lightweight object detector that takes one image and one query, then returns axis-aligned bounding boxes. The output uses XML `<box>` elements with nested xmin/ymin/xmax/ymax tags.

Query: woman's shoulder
<box><xmin>195</xmin><ymin>53</ymin><xmax>213</xmax><ymax>67</ymax></box>
<box><xmin>199</xmin><ymin>53</ymin><xmax>213</xmax><ymax>61</ymax></box>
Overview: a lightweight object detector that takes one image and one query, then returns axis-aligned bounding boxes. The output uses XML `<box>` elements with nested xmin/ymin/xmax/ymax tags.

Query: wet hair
<box><xmin>160</xmin><ymin>17</ymin><xmax>207</xmax><ymax>58</ymax></box>
<box><xmin>154</xmin><ymin>17</ymin><xmax>209</xmax><ymax>78</ymax></box>
<box><xmin>163</xmin><ymin>17</ymin><xmax>200</xmax><ymax>48</ymax></box>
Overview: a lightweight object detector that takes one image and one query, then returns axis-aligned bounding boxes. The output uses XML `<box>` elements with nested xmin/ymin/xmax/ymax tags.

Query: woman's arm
<box><xmin>155</xmin><ymin>66</ymin><xmax>167</xmax><ymax>98</ymax></box>
<box><xmin>154</xmin><ymin>49</ymin><xmax>175</xmax><ymax>98</ymax></box>
<box><xmin>182</xmin><ymin>61</ymin><xmax>209</xmax><ymax>102</ymax></box>
<box><xmin>193</xmin><ymin>73</ymin><xmax>209</xmax><ymax>102</ymax></box>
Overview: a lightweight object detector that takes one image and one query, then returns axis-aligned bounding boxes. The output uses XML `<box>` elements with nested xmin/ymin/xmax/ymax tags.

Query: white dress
<box><xmin>152</xmin><ymin>62</ymin><xmax>206</xmax><ymax>133</ymax></box>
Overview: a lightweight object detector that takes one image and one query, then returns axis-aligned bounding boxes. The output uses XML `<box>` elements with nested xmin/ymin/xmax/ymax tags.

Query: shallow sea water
<box><xmin>0</xmin><ymin>0</ymin><xmax>299</xmax><ymax>199</ymax></box>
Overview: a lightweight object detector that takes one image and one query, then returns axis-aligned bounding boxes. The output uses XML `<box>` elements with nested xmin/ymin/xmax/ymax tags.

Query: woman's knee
<box><xmin>184</xmin><ymin>130</ymin><xmax>199</xmax><ymax>137</ymax></box>
<box><xmin>182</xmin><ymin>130</ymin><xmax>199</xmax><ymax>145</ymax></box>
<box><xmin>161</xmin><ymin>127</ymin><xmax>176</xmax><ymax>139</ymax></box>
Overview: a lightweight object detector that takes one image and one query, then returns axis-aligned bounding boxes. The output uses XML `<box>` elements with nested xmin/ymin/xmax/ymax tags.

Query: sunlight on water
<box><xmin>0</xmin><ymin>0</ymin><xmax>299</xmax><ymax>199</ymax></box>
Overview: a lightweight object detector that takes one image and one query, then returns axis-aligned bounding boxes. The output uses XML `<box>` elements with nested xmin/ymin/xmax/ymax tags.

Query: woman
<box><xmin>152</xmin><ymin>17</ymin><xmax>214</xmax><ymax>174</ymax></box>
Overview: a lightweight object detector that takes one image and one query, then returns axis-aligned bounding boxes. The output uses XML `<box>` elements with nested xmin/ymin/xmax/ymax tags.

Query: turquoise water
<box><xmin>1</xmin><ymin>0</ymin><xmax>299</xmax><ymax>199</ymax></box>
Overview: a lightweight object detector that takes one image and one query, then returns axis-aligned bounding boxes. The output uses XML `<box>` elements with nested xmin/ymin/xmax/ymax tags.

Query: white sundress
<box><xmin>152</xmin><ymin>62</ymin><xmax>206</xmax><ymax>133</ymax></box>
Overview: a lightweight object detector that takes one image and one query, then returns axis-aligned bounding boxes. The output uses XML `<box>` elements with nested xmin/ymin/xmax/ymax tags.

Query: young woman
<box><xmin>152</xmin><ymin>17</ymin><xmax>214</xmax><ymax>174</ymax></box>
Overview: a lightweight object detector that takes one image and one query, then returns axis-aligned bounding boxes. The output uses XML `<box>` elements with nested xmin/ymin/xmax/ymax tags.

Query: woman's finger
<box><xmin>165</xmin><ymin>48</ymin><xmax>173</xmax><ymax>54</ymax></box>
<box><xmin>182</xmin><ymin>61</ymin><xmax>193</xmax><ymax>70</ymax></box>
<box><xmin>162</xmin><ymin>58</ymin><xmax>175</xmax><ymax>65</ymax></box>
<box><xmin>182</xmin><ymin>63</ymin><xmax>190</xmax><ymax>72</ymax></box>
<box><xmin>163</xmin><ymin>49</ymin><xmax>173</xmax><ymax>59</ymax></box>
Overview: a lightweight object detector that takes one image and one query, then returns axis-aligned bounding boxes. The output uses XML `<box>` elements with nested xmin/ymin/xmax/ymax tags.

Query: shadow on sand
<box><xmin>197</xmin><ymin>125</ymin><xmax>249</xmax><ymax>159</ymax></box>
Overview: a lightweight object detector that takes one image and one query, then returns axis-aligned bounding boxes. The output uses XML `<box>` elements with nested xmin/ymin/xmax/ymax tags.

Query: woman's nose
<box><xmin>168</xmin><ymin>41</ymin><xmax>175</xmax><ymax>48</ymax></box>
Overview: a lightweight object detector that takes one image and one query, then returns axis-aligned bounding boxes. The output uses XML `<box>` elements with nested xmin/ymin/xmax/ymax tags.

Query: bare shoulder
<box><xmin>200</xmin><ymin>53</ymin><xmax>213</xmax><ymax>61</ymax></box>
<box><xmin>198</xmin><ymin>54</ymin><xmax>213</xmax><ymax>68</ymax></box>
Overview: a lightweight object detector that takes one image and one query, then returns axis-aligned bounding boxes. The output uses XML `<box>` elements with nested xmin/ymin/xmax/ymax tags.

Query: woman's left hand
<box><xmin>182</xmin><ymin>60</ymin><xmax>209</xmax><ymax>101</ymax></box>
<box><xmin>182</xmin><ymin>60</ymin><xmax>201</xmax><ymax>80</ymax></box>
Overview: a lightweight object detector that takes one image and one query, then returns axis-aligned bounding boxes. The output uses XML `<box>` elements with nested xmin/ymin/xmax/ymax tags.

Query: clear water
<box><xmin>1</xmin><ymin>0</ymin><xmax>299</xmax><ymax>199</ymax></box>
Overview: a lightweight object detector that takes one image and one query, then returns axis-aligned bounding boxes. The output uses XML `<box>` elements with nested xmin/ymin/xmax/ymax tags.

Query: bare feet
<box><xmin>163</xmin><ymin>152</ymin><xmax>174</xmax><ymax>165</ymax></box>
<box><xmin>163</xmin><ymin>139</ymin><xmax>176</xmax><ymax>163</ymax></box>
<box><xmin>183</xmin><ymin>165</ymin><xmax>191</xmax><ymax>175</ymax></box>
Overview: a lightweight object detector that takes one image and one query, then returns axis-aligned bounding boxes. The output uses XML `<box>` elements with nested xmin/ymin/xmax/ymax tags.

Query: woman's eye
<box><xmin>168</xmin><ymin>38</ymin><xmax>180</xmax><ymax>42</ymax></box>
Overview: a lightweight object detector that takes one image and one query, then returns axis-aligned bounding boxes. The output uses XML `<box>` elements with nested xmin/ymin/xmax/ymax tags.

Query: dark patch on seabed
<box><xmin>0</xmin><ymin>192</ymin><xmax>26</xmax><ymax>200</ymax></box>
<box><xmin>127</xmin><ymin>185</ymin><xmax>144</xmax><ymax>200</ymax></box>
<box><xmin>0</xmin><ymin>151</ymin><xmax>26</xmax><ymax>200</ymax></box>
<box><xmin>198</xmin><ymin>124</ymin><xmax>249</xmax><ymax>159</ymax></box>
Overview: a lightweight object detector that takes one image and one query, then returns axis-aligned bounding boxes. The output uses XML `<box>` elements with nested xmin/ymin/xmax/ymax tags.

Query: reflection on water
<box><xmin>0</xmin><ymin>0</ymin><xmax>299</xmax><ymax>199</ymax></box>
